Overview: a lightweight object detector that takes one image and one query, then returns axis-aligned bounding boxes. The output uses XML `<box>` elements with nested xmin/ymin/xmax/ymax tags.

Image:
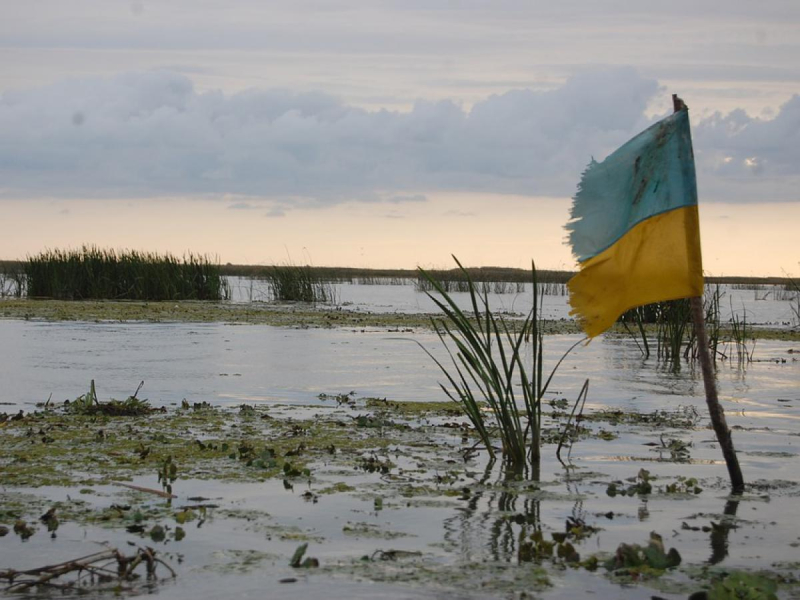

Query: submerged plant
<box><xmin>419</xmin><ymin>257</ymin><xmax>580</xmax><ymax>466</ymax></box>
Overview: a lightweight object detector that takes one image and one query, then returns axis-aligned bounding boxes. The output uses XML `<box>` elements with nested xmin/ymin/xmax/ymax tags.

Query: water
<box><xmin>227</xmin><ymin>277</ymin><xmax>800</xmax><ymax>326</ymax></box>
<box><xmin>1</xmin><ymin>292</ymin><xmax>799</xmax><ymax>598</ymax></box>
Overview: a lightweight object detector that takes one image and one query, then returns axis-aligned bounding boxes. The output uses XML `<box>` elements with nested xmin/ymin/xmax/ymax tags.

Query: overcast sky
<box><xmin>2</xmin><ymin>0</ymin><xmax>798</xmax><ymax>275</ymax></box>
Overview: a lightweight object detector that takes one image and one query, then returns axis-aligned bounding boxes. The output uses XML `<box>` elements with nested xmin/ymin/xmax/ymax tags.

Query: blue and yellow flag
<box><xmin>566</xmin><ymin>108</ymin><xmax>703</xmax><ymax>338</ymax></box>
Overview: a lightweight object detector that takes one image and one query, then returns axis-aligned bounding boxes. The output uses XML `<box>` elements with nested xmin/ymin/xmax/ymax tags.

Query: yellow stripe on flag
<box><xmin>567</xmin><ymin>205</ymin><xmax>703</xmax><ymax>338</ymax></box>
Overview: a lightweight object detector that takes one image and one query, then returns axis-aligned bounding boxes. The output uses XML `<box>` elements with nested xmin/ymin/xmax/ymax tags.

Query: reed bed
<box><xmin>415</xmin><ymin>266</ymin><xmax>570</xmax><ymax>295</ymax></box>
<box><xmin>417</xmin><ymin>275</ymin><xmax>565</xmax><ymax>296</ymax></box>
<box><xmin>352</xmin><ymin>276</ymin><xmax>409</xmax><ymax>286</ymax></box>
<box><xmin>25</xmin><ymin>247</ymin><xmax>229</xmax><ymax>301</ymax></box>
<box><xmin>618</xmin><ymin>285</ymin><xmax>764</xmax><ymax>369</ymax></box>
<box><xmin>265</xmin><ymin>265</ymin><xmax>337</xmax><ymax>303</ymax></box>
<box><xmin>478</xmin><ymin>281</ymin><xmax>526</xmax><ymax>295</ymax></box>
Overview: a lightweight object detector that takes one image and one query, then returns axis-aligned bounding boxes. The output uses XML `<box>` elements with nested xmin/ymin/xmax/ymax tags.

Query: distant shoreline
<box><xmin>1</xmin><ymin>259</ymin><xmax>794</xmax><ymax>285</ymax></box>
<box><xmin>1</xmin><ymin>298</ymin><xmax>797</xmax><ymax>341</ymax></box>
<box><xmin>219</xmin><ymin>264</ymin><xmax>793</xmax><ymax>287</ymax></box>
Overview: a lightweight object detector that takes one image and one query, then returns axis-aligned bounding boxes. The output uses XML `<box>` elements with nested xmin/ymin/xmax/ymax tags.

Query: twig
<box><xmin>114</xmin><ymin>482</ymin><xmax>177</xmax><ymax>498</ymax></box>
<box><xmin>2</xmin><ymin>545</ymin><xmax>175</xmax><ymax>592</ymax></box>
<box><xmin>556</xmin><ymin>379</ymin><xmax>590</xmax><ymax>466</ymax></box>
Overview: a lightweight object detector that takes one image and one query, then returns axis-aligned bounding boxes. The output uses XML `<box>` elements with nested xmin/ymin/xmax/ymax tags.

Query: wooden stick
<box><xmin>690</xmin><ymin>296</ymin><xmax>745</xmax><ymax>493</ymax></box>
<box><xmin>113</xmin><ymin>482</ymin><xmax>177</xmax><ymax>499</ymax></box>
<box><xmin>675</xmin><ymin>92</ymin><xmax>745</xmax><ymax>494</ymax></box>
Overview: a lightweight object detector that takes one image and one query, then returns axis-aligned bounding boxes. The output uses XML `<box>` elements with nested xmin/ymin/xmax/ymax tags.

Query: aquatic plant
<box><xmin>727</xmin><ymin>301</ymin><xmax>755</xmax><ymax>363</ymax></box>
<box><xmin>265</xmin><ymin>264</ymin><xmax>336</xmax><ymax>303</ymax></box>
<box><xmin>419</xmin><ymin>257</ymin><xmax>580</xmax><ymax>466</ymax></box>
<box><xmin>620</xmin><ymin>285</ymin><xmax>724</xmax><ymax>369</ymax></box>
<box><xmin>0</xmin><ymin>261</ymin><xmax>25</xmax><ymax>298</ymax></box>
<box><xmin>701</xmin><ymin>570</ymin><xmax>778</xmax><ymax>600</ymax></box>
<box><xmin>604</xmin><ymin>532</ymin><xmax>681</xmax><ymax>575</ymax></box>
<box><xmin>782</xmin><ymin>272</ymin><xmax>800</xmax><ymax>325</ymax></box>
<box><xmin>25</xmin><ymin>246</ymin><xmax>229</xmax><ymax>301</ymax></box>
<box><xmin>64</xmin><ymin>380</ymin><xmax>154</xmax><ymax>417</ymax></box>
<box><xmin>656</xmin><ymin>298</ymin><xmax>692</xmax><ymax>366</ymax></box>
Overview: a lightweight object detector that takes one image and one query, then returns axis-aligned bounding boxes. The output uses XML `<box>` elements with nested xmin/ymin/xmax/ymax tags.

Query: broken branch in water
<box><xmin>114</xmin><ymin>481</ymin><xmax>177</xmax><ymax>499</ymax></box>
<box><xmin>0</xmin><ymin>545</ymin><xmax>175</xmax><ymax>593</ymax></box>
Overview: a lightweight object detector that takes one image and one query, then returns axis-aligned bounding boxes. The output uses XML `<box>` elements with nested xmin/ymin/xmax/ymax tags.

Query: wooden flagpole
<box><xmin>674</xmin><ymin>94</ymin><xmax>745</xmax><ymax>494</ymax></box>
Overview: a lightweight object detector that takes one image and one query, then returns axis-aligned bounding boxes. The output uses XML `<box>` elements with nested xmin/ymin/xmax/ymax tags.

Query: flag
<box><xmin>566</xmin><ymin>108</ymin><xmax>703</xmax><ymax>338</ymax></box>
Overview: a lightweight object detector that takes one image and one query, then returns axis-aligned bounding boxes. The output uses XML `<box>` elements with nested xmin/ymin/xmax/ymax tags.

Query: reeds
<box><xmin>415</xmin><ymin>271</ymin><xmax>470</xmax><ymax>293</ymax></box>
<box><xmin>619</xmin><ymin>300</ymin><xmax>691</xmax><ymax>365</ymax></box>
<box><xmin>265</xmin><ymin>265</ymin><xmax>337</xmax><ymax>303</ymax></box>
<box><xmin>727</xmin><ymin>300</ymin><xmax>755</xmax><ymax>363</ymax></box>
<box><xmin>24</xmin><ymin>246</ymin><xmax>229</xmax><ymax>301</ymax></box>
<box><xmin>621</xmin><ymin>286</ymin><xmax>728</xmax><ymax>369</ymax></box>
<box><xmin>0</xmin><ymin>261</ymin><xmax>25</xmax><ymax>298</ymax></box>
<box><xmin>783</xmin><ymin>274</ymin><xmax>800</xmax><ymax>325</ymax></box>
<box><xmin>420</xmin><ymin>257</ymin><xmax>580</xmax><ymax>466</ymax></box>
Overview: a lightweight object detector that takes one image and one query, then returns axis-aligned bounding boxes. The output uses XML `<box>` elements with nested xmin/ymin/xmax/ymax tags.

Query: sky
<box><xmin>1</xmin><ymin>1</ymin><xmax>799</xmax><ymax>276</ymax></box>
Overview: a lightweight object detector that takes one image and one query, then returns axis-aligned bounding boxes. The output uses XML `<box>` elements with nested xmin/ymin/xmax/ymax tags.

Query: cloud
<box><xmin>387</xmin><ymin>193</ymin><xmax>427</xmax><ymax>204</ymax></box>
<box><xmin>693</xmin><ymin>95</ymin><xmax>800</xmax><ymax>201</ymax></box>
<box><xmin>227</xmin><ymin>201</ymin><xmax>258</xmax><ymax>210</ymax></box>
<box><xmin>0</xmin><ymin>68</ymin><xmax>796</xmax><ymax>204</ymax></box>
<box><xmin>264</xmin><ymin>207</ymin><xmax>286</xmax><ymax>218</ymax></box>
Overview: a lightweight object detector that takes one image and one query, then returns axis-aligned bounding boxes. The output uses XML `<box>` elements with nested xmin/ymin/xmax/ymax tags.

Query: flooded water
<box><xmin>227</xmin><ymin>277</ymin><xmax>800</xmax><ymax>326</ymax></box>
<box><xmin>1</xmin><ymin>291</ymin><xmax>799</xmax><ymax>598</ymax></box>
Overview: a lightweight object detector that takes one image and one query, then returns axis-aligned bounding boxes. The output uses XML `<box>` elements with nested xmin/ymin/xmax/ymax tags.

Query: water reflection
<box><xmin>708</xmin><ymin>498</ymin><xmax>740</xmax><ymax>565</ymax></box>
<box><xmin>443</xmin><ymin>460</ymin><xmax>546</xmax><ymax>564</ymax></box>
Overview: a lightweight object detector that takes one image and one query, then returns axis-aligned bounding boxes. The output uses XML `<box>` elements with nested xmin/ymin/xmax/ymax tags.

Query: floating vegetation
<box><xmin>24</xmin><ymin>246</ymin><xmax>229</xmax><ymax>301</ymax></box>
<box><xmin>604</xmin><ymin>532</ymin><xmax>682</xmax><ymax>577</ymax></box>
<box><xmin>2</xmin><ymin>381</ymin><xmax>800</xmax><ymax>599</ymax></box>
<box><xmin>606</xmin><ymin>469</ymin><xmax>655</xmax><ymax>497</ymax></box>
<box><xmin>63</xmin><ymin>380</ymin><xmax>155</xmax><ymax>417</ymax></box>
<box><xmin>699</xmin><ymin>570</ymin><xmax>779</xmax><ymax>600</ymax></box>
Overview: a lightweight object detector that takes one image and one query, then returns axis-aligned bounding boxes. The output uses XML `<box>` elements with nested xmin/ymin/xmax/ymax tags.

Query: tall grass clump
<box><xmin>419</xmin><ymin>257</ymin><xmax>580</xmax><ymax>467</ymax></box>
<box><xmin>620</xmin><ymin>285</ymin><xmax>725</xmax><ymax>369</ymax></box>
<box><xmin>619</xmin><ymin>300</ymin><xmax>691</xmax><ymax>364</ymax></box>
<box><xmin>266</xmin><ymin>265</ymin><xmax>336</xmax><ymax>303</ymax></box>
<box><xmin>25</xmin><ymin>247</ymin><xmax>229</xmax><ymax>301</ymax></box>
